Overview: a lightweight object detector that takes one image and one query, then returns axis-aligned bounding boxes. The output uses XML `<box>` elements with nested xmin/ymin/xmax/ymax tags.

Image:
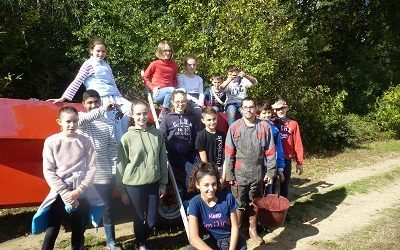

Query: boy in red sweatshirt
<box><xmin>272</xmin><ymin>99</ymin><xmax>304</xmax><ymax>200</ymax></box>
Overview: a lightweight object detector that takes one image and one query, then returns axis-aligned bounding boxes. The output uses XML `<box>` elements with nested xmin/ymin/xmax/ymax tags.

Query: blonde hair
<box><xmin>155</xmin><ymin>40</ymin><xmax>174</xmax><ymax>59</ymax></box>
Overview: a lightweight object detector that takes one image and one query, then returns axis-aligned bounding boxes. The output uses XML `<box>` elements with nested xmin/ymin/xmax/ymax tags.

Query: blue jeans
<box><xmin>225</xmin><ymin>103</ymin><xmax>242</xmax><ymax>125</ymax></box>
<box><xmin>94</xmin><ymin>183</ymin><xmax>115</xmax><ymax>225</ymax></box>
<box><xmin>153</xmin><ymin>87</ymin><xmax>175</xmax><ymax>108</ymax></box>
<box><xmin>125</xmin><ymin>183</ymin><xmax>159</xmax><ymax>245</ymax></box>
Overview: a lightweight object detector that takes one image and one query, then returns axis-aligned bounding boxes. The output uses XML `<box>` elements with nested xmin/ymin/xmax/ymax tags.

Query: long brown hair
<box><xmin>188</xmin><ymin>162</ymin><xmax>221</xmax><ymax>193</ymax></box>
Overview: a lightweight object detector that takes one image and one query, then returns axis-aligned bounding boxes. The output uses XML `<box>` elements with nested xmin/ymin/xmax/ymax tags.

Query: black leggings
<box><xmin>125</xmin><ymin>182</ymin><xmax>159</xmax><ymax>245</ymax></box>
<box><xmin>41</xmin><ymin>195</ymin><xmax>89</xmax><ymax>250</ymax></box>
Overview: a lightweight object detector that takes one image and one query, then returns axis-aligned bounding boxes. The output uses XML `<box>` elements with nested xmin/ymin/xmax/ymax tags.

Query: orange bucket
<box><xmin>252</xmin><ymin>194</ymin><xmax>290</xmax><ymax>227</ymax></box>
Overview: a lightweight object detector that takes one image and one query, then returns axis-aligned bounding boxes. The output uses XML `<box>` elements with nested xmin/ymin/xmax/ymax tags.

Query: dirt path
<box><xmin>2</xmin><ymin>157</ymin><xmax>400</xmax><ymax>250</ymax></box>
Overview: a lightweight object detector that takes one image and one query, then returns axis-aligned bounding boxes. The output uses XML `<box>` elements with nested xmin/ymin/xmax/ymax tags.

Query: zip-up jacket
<box><xmin>224</xmin><ymin>118</ymin><xmax>277</xmax><ymax>184</ymax></box>
<box><xmin>274</xmin><ymin>118</ymin><xmax>304</xmax><ymax>165</ymax></box>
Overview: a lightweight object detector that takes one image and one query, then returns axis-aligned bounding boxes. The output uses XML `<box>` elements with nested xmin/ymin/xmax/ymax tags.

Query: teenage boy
<box><xmin>224</xmin><ymin>97</ymin><xmax>277</xmax><ymax>245</ymax></box>
<box><xmin>272</xmin><ymin>99</ymin><xmax>304</xmax><ymax>200</ymax></box>
<box><xmin>218</xmin><ymin>65</ymin><xmax>258</xmax><ymax>125</ymax></box>
<box><xmin>204</xmin><ymin>74</ymin><xmax>226</xmax><ymax>112</ymax></box>
<box><xmin>195</xmin><ymin>108</ymin><xmax>225</xmax><ymax>179</ymax></box>
<box><xmin>78</xmin><ymin>89</ymin><xmax>120</xmax><ymax>250</ymax></box>
<box><xmin>258</xmin><ymin>102</ymin><xmax>286</xmax><ymax>194</ymax></box>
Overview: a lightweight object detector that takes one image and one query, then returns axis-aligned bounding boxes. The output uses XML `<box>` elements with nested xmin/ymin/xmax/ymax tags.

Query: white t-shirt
<box><xmin>177</xmin><ymin>73</ymin><xmax>204</xmax><ymax>105</ymax></box>
<box><xmin>224</xmin><ymin>77</ymin><xmax>253</xmax><ymax>105</ymax></box>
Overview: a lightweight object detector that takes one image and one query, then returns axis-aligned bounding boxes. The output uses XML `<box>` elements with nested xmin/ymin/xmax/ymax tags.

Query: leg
<box><xmin>94</xmin><ymin>184</ymin><xmax>118</xmax><ymax>248</ymax></box>
<box><xmin>70</xmin><ymin>198</ymin><xmax>90</xmax><ymax>250</ymax></box>
<box><xmin>125</xmin><ymin>184</ymin><xmax>149</xmax><ymax>246</ymax></box>
<box><xmin>144</xmin><ymin>183</ymin><xmax>160</xmax><ymax>246</ymax></box>
<box><xmin>280</xmin><ymin>160</ymin><xmax>292</xmax><ymax>199</ymax></box>
<box><xmin>248</xmin><ymin>180</ymin><xmax>264</xmax><ymax>245</ymax></box>
<box><xmin>226</xmin><ymin>104</ymin><xmax>238</xmax><ymax>125</ymax></box>
<box><xmin>153</xmin><ymin>87</ymin><xmax>175</xmax><ymax>109</ymax></box>
<box><xmin>41</xmin><ymin>196</ymin><xmax>64</xmax><ymax>250</ymax></box>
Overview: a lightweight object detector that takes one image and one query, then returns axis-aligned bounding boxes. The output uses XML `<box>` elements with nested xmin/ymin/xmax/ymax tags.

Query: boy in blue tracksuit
<box><xmin>258</xmin><ymin>102</ymin><xmax>285</xmax><ymax>193</ymax></box>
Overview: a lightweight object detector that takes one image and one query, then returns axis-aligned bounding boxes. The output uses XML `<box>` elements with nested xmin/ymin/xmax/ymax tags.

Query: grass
<box><xmin>313</xmin><ymin>206</ymin><xmax>400</xmax><ymax>250</ymax></box>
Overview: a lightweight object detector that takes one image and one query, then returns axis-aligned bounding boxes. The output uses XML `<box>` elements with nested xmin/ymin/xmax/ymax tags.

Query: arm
<box><xmin>109</xmin><ymin>122</ymin><xmax>118</xmax><ymax>176</ymax></box>
<box><xmin>116</xmin><ymin>138</ymin><xmax>130</xmax><ymax>204</ymax></box>
<box><xmin>198</xmin><ymin>150</ymin><xmax>208</xmax><ymax>162</ymax></box>
<box><xmin>219</xmin><ymin>76</ymin><xmax>234</xmax><ymax>91</ymax></box>
<box><xmin>75</xmin><ymin>139</ymin><xmax>96</xmax><ymax>194</ymax></box>
<box><xmin>188</xmin><ymin>215</ymin><xmax>213</xmax><ymax>250</ymax></box>
<box><xmin>276</xmin><ymin>131</ymin><xmax>286</xmax><ymax>182</ymax></box>
<box><xmin>293</xmin><ymin>121</ymin><xmax>304</xmax><ymax>174</ymax></box>
<box><xmin>159</xmin><ymin>134</ymin><xmax>168</xmax><ymax>191</ymax></box>
<box><xmin>224</xmin><ymin>127</ymin><xmax>236</xmax><ymax>183</ymax></box>
<box><xmin>78</xmin><ymin>106</ymin><xmax>107</xmax><ymax>128</ymax></box>
<box><xmin>62</xmin><ymin>62</ymin><xmax>92</xmax><ymax>102</ymax></box>
<box><xmin>239</xmin><ymin>71</ymin><xmax>258</xmax><ymax>86</ymax></box>
<box><xmin>198</xmin><ymin>77</ymin><xmax>205</xmax><ymax>106</ymax></box>
<box><xmin>264</xmin><ymin>125</ymin><xmax>277</xmax><ymax>181</ymax></box>
<box><xmin>143</xmin><ymin>61</ymin><xmax>156</xmax><ymax>90</ymax></box>
<box><xmin>229</xmin><ymin>211</ymin><xmax>240</xmax><ymax>250</ymax></box>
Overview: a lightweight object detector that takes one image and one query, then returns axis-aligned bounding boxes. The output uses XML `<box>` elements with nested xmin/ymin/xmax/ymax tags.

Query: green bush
<box><xmin>374</xmin><ymin>85</ymin><xmax>400</xmax><ymax>137</ymax></box>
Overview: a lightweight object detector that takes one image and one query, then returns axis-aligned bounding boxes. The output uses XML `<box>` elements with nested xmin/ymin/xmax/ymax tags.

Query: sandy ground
<box><xmin>1</xmin><ymin>157</ymin><xmax>400</xmax><ymax>250</ymax></box>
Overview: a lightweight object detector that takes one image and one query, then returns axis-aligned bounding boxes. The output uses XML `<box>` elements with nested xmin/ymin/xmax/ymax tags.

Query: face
<box><xmin>241</xmin><ymin>100</ymin><xmax>256</xmax><ymax>120</ymax></box>
<box><xmin>211</xmin><ymin>78</ymin><xmax>222</xmax><ymax>88</ymax></box>
<box><xmin>82</xmin><ymin>97</ymin><xmax>101</xmax><ymax>112</ymax></box>
<box><xmin>90</xmin><ymin>44</ymin><xmax>107</xmax><ymax>61</ymax></box>
<box><xmin>259</xmin><ymin>110</ymin><xmax>272</xmax><ymax>121</ymax></box>
<box><xmin>276</xmin><ymin>107</ymin><xmax>288</xmax><ymax>119</ymax></box>
<box><xmin>228</xmin><ymin>70</ymin><xmax>238</xmax><ymax>79</ymax></box>
<box><xmin>57</xmin><ymin>112</ymin><xmax>78</xmax><ymax>137</ymax></box>
<box><xmin>162</xmin><ymin>43</ymin><xmax>172</xmax><ymax>60</ymax></box>
<box><xmin>172</xmin><ymin>93</ymin><xmax>187</xmax><ymax>114</ymax></box>
<box><xmin>201</xmin><ymin>113</ymin><xmax>217</xmax><ymax>131</ymax></box>
<box><xmin>185</xmin><ymin>58</ymin><xmax>197</xmax><ymax>74</ymax></box>
<box><xmin>196</xmin><ymin>174</ymin><xmax>218</xmax><ymax>200</ymax></box>
<box><xmin>131</xmin><ymin>104</ymin><xmax>149</xmax><ymax>128</ymax></box>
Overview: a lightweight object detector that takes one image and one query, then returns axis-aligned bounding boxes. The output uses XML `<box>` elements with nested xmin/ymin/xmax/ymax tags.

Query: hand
<box><xmin>46</xmin><ymin>97</ymin><xmax>66</xmax><ymax>104</ymax></box>
<box><xmin>296</xmin><ymin>164</ymin><xmax>303</xmax><ymax>175</ymax></box>
<box><xmin>153</xmin><ymin>87</ymin><xmax>160</xmax><ymax>97</ymax></box>
<box><xmin>238</xmin><ymin>71</ymin><xmax>246</xmax><ymax>77</ymax></box>
<box><xmin>229</xmin><ymin>180</ymin><xmax>237</xmax><ymax>186</ymax></box>
<box><xmin>105</xmin><ymin>102</ymin><xmax>116</xmax><ymax>111</ymax></box>
<box><xmin>278</xmin><ymin>171</ymin><xmax>285</xmax><ymax>183</ymax></box>
<box><xmin>70</xmin><ymin>189</ymin><xmax>81</xmax><ymax>201</ymax></box>
<box><xmin>159</xmin><ymin>188</ymin><xmax>166</xmax><ymax>198</ymax></box>
<box><xmin>71</xmin><ymin>199</ymin><xmax>80</xmax><ymax>209</ymax></box>
<box><xmin>263</xmin><ymin>175</ymin><xmax>273</xmax><ymax>185</ymax></box>
<box><xmin>120</xmin><ymin>193</ymin><xmax>130</xmax><ymax>205</ymax></box>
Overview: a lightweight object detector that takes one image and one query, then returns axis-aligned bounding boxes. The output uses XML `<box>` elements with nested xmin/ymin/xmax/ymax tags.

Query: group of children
<box><xmin>32</xmin><ymin>37</ymin><xmax>303</xmax><ymax>250</ymax></box>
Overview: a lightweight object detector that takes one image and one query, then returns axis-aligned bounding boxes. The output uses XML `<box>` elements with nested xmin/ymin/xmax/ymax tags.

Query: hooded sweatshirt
<box><xmin>116</xmin><ymin>126</ymin><xmax>168</xmax><ymax>191</ymax></box>
<box><xmin>159</xmin><ymin>111</ymin><xmax>200</xmax><ymax>155</ymax></box>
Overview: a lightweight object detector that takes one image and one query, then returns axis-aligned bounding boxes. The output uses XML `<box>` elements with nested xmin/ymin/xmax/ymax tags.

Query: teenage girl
<box><xmin>159</xmin><ymin>90</ymin><xmax>201</xmax><ymax>198</ymax></box>
<box><xmin>48</xmin><ymin>37</ymin><xmax>132</xmax><ymax>141</ymax></box>
<box><xmin>187</xmin><ymin>162</ymin><xmax>247</xmax><ymax>250</ymax></box>
<box><xmin>143</xmin><ymin>40</ymin><xmax>179</xmax><ymax>120</ymax></box>
<box><xmin>116</xmin><ymin>100</ymin><xmax>168</xmax><ymax>250</ymax></box>
<box><xmin>177</xmin><ymin>55</ymin><xmax>204</xmax><ymax>120</ymax></box>
<box><xmin>32</xmin><ymin>106</ymin><xmax>100</xmax><ymax>250</ymax></box>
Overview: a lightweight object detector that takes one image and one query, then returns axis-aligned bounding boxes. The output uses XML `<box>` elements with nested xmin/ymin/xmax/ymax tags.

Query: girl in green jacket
<box><xmin>116</xmin><ymin>99</ymin><xmax>168</xmax><ymax>250</ymax></box>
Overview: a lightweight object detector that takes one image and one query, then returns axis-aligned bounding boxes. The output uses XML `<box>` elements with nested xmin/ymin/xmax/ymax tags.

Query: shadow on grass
<box><xmin>255</xmin><ymin>187</ymin><xmax>348</xmax><ymax>249</ymax></box>
<box><xmin>0</xmin><ymin>210</ymin><xmax>36</xmax><ymax>243</ymax></box>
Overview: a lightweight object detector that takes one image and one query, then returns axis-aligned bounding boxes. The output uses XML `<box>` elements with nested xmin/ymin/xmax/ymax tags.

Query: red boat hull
<box><xmin>0</xmin><ymin>98</ymin><xmax>229</xmax><ymax>208</ymax></box>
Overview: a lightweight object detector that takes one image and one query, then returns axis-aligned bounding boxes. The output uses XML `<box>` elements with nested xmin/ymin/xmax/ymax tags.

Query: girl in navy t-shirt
<box><xmin>187</xmin><ymin>162</ymin><xmax>247</xmax><ymax>250</ymax></box>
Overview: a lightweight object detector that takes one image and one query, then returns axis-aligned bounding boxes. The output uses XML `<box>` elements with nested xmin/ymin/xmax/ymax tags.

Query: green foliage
<box><xmin>2</xmin><ymin>0</ymin><xmax>400</xmax><ymax>151</ymax></box>
<box><xmin>375</xmin><ymin>85</ymin><xmax>400</xmax><ymax>136</ymax></box>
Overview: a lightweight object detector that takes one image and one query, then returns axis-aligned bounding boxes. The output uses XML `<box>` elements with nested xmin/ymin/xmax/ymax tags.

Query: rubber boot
<box><xmin>249</xmin><ymin>215</ymin><xmax>265</xmax><ymax>245</ymax></box>
<box><xmin>104</xmin><ymin>224</ymin><xmax>121</xmax><ymax>250</ymax></box>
